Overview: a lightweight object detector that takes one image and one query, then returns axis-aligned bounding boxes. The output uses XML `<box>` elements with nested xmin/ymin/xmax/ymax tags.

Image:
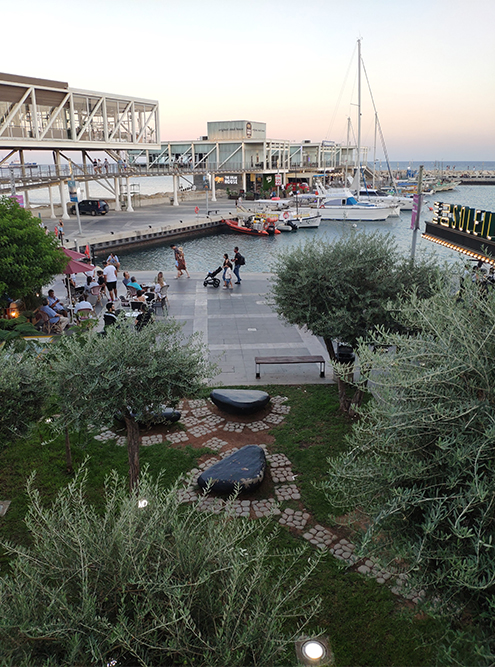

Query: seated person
<box><xmin>127</xmin><ymin>276</ymin><xmax>142</xmax><ymax>291</ymax></box>
<box><xmin>84</xmin><ymin>275</ymin><xmax>99</xmax><ymax>296</ymax></box>
<box><xmin>135</xmin><ymin>289</ymin><xmax>147</xmax><ymax>304</ymax></box>
<box><xmin>47</xmin><ymin>289</ymin><xmax>67</xmax><ymax>317</ymax></box>
<box><xmin>135</xmin><ymin>303</ymin><xmax>154</xmax><ymax>331</ymax></box>
<box><xmin>122</xmin><ymin>271</ymin><xmax>131</xmax><ymax>288</ymax></box>
<box><xmin>103</xmin><ymin>301</ymin><xmax>118</xmax><ymax>327</ymax></box>
<box><xmin>154</xmin><ymin>271</ymin><xmax>167</xmax><ymax>295</ymax></box>
<box><xmin>106</xmin><ymin>252</ymin><xmax>120</xmax><ymax>270</ymax></box>
<box><xmin>69</xmin><ymin>274</ymin><xmax>85</xmax><ymax>295</ymax></box>
<box><xmin>40</xmin><ymin>298</ymin><xmax>70</xmax><ymax>332</ymax></box>
<box><xmin>74</xmin><ymin>296</ymin><xmax>94</xmax><ymax>321</ymax></box>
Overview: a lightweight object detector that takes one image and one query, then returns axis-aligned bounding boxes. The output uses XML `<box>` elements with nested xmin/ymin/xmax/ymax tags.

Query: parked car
<box><xmin>69</xmin><ymin>199</ymin><xmax>109</xmax><ymax>216</ymax></box>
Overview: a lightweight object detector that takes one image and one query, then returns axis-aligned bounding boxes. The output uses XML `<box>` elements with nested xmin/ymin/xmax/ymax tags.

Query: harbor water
<box><xmin>116</xmin><ymin>185</ymin><xmax>495</xmax><ymax>273</ymax></box>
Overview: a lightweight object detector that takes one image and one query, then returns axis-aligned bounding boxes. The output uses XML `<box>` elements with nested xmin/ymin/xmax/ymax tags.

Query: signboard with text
<box><xmin>423</xmin><ymin>202</ymin><xmax>495</xmax><ymax>260</ymax></box>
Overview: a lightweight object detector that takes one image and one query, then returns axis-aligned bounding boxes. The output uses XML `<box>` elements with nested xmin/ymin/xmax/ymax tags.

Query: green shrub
<box><xmin>0</xmin><ymin>465</ymin><xmax>322</xmax><ymax>666</ymax></box>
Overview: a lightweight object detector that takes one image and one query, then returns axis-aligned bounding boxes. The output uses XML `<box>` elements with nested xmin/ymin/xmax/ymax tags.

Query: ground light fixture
<box><xmin>295</xmin><ymin>636</ymin><xmax>333</xmax><ymax>666</ymax></box>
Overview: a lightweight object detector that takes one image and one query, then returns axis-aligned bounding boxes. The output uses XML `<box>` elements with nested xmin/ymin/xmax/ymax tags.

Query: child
<box><xmin>223</xmin><ymin>261</ymin><xmax>233</xmax><ymax>290</ymax></box>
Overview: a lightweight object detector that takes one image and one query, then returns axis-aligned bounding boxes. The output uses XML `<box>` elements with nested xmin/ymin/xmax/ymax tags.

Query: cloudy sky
<box><xmin>2</xmin><ymin>0</ymin><xmax>494</xmax><ymax>160</ymax></box>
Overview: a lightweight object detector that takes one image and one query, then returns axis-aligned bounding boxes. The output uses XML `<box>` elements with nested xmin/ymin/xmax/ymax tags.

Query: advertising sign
<box><xmin>410</xmin><ymin>194</ymin><xmax>423</xmax><ymax>230</ymax></box>
<box><xmin>68</xmin><ymin>179</ymin><xmax>80</xmax><ymax>203</ymax></box>
<box><xmin>275</xmin><ymin>174</ymin><xmax>282</xmax><ymax>186</ymax></box>
<box><xmin>10</xmin><ymin>194</ymin><xmax>24</xmax><ymax>207</ymax></box>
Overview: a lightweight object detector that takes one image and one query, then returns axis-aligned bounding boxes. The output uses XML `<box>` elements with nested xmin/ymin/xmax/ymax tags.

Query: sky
<box><xmin>1</xmin><ymin>0</ymin><xmax>495</xmax><ymax>161</ymax></box>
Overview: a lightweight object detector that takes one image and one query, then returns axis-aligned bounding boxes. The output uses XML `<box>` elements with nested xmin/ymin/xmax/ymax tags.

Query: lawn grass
<box><xmin>0</xmin><ymin>385</ymin><xmax>444</xmax><ymax>666</ymax></box>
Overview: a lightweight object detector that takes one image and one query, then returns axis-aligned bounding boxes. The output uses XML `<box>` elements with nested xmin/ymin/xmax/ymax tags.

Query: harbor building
<box><xmin>128</xmin><ymin>120</ymin><xmax>364</xmax><ymax>198</ymax></box>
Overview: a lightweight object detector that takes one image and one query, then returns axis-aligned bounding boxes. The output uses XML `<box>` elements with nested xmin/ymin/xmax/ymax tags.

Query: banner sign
<box><xmin>275</xmin><ymin>174</ymin><xmax>282</xmax><ymax>186</ymax></box>
<box><xmin>410</xmin><ymin>194</ymin><xmax>423</xmax><ymax>230</ymax></box>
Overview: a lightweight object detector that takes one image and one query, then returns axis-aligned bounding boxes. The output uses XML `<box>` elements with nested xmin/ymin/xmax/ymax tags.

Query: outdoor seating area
<box><xmin>33</xmin><ymin>266</ymin><xmax>170</xmax><ymax>337</ymax></box>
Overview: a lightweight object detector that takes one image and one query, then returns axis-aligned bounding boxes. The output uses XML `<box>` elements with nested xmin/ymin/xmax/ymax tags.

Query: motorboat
<box><xmin>238</xmin><ymin>199</ymin><xmax>321</xmax><ymax>231</ymax></box>
<box><xmin>314</xmin><ymin>182</ymin><xmax>397</xmax><ymax>221</ymax></box>
<box><xmin>224</xmin><ymin>216</ymin><xmax>281</xmax><ymax>236</ymax></box>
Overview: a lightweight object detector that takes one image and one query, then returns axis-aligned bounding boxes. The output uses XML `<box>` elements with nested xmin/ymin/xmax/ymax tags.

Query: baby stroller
<box><xmin>203</xmin><ymin>266</ymin><xmax>222</xmax><ymax>288</ymax></box>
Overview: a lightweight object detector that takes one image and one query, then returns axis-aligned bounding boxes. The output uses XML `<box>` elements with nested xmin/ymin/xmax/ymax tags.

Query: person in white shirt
<box><xmin>103</xmin><ymin>262</ymin><xmax>118</xmax><ymax>302</ymax></box>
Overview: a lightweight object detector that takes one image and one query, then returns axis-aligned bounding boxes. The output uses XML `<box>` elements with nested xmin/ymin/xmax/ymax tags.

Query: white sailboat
<box><xmin>317</xmin><ymin>39</ymin><xmax>400</xmax><ymax>222</ymax></box>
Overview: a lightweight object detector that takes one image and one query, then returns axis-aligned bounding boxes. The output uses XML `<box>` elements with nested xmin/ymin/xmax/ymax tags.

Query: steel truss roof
<box><xmin>0</xmin><ymin>73</ymin><xmax>160</xmax><ymax>150</ymax></box>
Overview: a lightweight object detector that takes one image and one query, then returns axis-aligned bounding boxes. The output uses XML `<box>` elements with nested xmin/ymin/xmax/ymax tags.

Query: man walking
<box><xmin>232</xmin><ymin>246</ymin><xmax>244</xmax><ymax>284</ymax></box>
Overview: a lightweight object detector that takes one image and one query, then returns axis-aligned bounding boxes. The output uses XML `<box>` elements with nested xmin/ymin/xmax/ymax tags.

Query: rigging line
<box><xmin>361</xmin><ymin>58</ymin><xmax>398</xmax><ymax>194</ymax></box>
<box><xmin>325</xmin><ymin>43</ymin><xmax>358</xmax><ymax>141</ymax></box>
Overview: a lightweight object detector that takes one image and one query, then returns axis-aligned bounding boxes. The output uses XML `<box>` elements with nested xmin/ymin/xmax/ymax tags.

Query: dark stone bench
<box><xmin>210</xmin><ymin>389</ymin><xmax>270</xmax><ymax>415</ymax></box>
<box><xmin>255</xmin><ymin>355</ymin><xmax>325</xmax><ymax>379</ymax></box>
<box><xmin>198</xmin><ymin>445</ymin><xmax>266</xmax><ymax>494</ymax></box>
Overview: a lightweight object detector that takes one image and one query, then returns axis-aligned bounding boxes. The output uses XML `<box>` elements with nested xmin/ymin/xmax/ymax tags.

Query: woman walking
<box><xmin>177</xmin><ymin>246</ymin><xmax>190</xmax><ymax>278</ymax></box>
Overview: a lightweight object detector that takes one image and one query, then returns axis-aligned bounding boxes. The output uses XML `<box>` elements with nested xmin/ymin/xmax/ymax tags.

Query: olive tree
<box><xmin>49</xmin><ymin>317</ymin><xmax>215</xmax><ymax>491</ymax></box>
<box><xmin>0</xmin><ymin>466</ymin><xmax>322</xmax><ymax>666</ymax></box>
<box><xmin>321</xmin><ymin>283</ymin><xmax>495</xmax><ymax>661</ymax></box>
<box><xmin>0</xmin><ymin>196</ymin><xmax>66</xmax><ymax>306</ymax></box>
<box><xmin>269</xmin><ymin>232</ymin><xmax>443</xmax><ymax>413</ymax></box>
<box><xmin>0</xmin><ymin>348</ymin><xmax>48</xmax><ymax>445</ymax></box>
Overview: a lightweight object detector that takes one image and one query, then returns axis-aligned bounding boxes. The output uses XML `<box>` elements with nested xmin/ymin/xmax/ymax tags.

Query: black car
<box><xmin>69</xmin><ymin>199</ymin><xmax>109</xmax><ymax>216</ymax></box>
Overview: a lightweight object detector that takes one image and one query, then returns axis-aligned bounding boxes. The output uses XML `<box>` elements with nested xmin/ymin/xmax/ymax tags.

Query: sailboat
<box><xmin>318</xmin><ymin>39</ymin><xmax>400</xmax><ymax>222</ymax></box>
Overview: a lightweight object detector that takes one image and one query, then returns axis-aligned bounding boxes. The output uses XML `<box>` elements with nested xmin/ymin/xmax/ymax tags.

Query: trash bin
<box><xmin>336</xmin><ymin>344</ymin><xmax>355</xmax><ymax>365</ymax></box>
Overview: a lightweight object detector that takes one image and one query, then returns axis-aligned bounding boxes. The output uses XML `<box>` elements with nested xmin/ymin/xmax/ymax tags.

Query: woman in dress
<box><xmin>177</xmin><ymin>247</ymin><xmax>190</xmax><ymax>278</ymax></box>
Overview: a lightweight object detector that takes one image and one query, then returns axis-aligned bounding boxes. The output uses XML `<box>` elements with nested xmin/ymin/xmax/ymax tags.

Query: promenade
<box><xmin>49</xmin><ymin>270</ymin><xmax>334</xmax><ymax>387</ymax></box>
<box><xmin>49</xmin><ymin>197</ymin><xmax>236</xmax><ymax>254</ymax></box>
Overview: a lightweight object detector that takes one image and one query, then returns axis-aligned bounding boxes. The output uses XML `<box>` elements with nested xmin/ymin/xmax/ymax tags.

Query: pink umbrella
<box><xmin>63</xmin><ymin>258</ymin><xmax>96</xmax><ymax>301</ymax></box>
<box><xmin>61</xmin><ymin>247</ymin><xmax>87</xmax><ymax>261</ymax></box>
<box><xmin>63</xmin><ymin>258</ymin><xmax>95</xmax><ymax>275</ymax></box>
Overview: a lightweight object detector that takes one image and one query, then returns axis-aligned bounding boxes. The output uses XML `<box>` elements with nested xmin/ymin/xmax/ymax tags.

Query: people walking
<box><xmin>178</xmin><ymin>246</ymin><xmax>190</xmax><ymax>278</ymax></box>
<box><xmin>232</xmin><ymin>246</ymin><xmax>244</xmax><ymax>284</ymax></box>
<box><xmin>171</xmin><ymin>244</ymin><xmax>190</xmax><ymax>278</ymax></box>
<box><xmin>58</xmin><ymin>220</ymin><xmax>64</xmax><ymax>244</ymax></box>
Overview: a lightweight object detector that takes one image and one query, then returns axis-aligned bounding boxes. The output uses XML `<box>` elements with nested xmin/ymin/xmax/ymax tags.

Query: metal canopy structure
<box><xmin>0</xmin><ymin>72</ymin><xmax>160</xmax><ymax>151</ymax></box>
<box><xmin>130</xmin><ymin>138</ymin><xmax>357</xmax><ymax>173</ymax></box>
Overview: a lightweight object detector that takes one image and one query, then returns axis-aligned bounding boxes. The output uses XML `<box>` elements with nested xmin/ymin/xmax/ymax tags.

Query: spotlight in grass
<box><xmin>295</xmin><ymin>636</ymin><xmax>333</xmax><ymax>666</ymax></box>
<box><xmin>138</xmin><ymin>499</ymin><xmax>148</xmax><ymax>509</ymax></box>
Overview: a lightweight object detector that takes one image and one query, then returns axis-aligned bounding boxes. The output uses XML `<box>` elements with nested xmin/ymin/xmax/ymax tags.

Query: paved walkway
<box><xmin>49</xmin><ymin>270</ymin><xmax>334</xmax><ymax>386</ymax></box>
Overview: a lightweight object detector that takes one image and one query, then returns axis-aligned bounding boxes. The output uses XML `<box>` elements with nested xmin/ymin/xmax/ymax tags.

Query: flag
<box><xmin>84</xmin><ymin>244</ymin><xmax>91</xmax><ymax>259</ymax></box>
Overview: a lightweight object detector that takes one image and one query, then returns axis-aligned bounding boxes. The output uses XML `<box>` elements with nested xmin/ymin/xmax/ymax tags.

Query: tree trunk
<box><xmin>64</xmin><ymin>425</ymin><xmax>73</xmax><ymax>474</ymax></box>
<box><xmin>323</xmin><ymin>337</ymin><xmax>363</xmax><ymax>415</ymax></box>
<box><xmin>124</xmin><ymin>415</ymin><xmax>140</xmax><ymax>493</ymax></box>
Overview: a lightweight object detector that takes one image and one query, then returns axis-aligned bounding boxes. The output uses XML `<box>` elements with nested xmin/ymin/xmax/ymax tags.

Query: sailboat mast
<box><xmin>357</xmin><ymin>38</ymin><xmax>362</xmax><ymax>199</ymax></box>
<box><xmin>372</xmin><ymin>112</ymin><xmax>377</xmax><ymax>189</ymax></box>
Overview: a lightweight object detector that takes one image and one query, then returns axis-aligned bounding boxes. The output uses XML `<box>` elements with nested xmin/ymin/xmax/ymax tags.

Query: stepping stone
<box><xmin>198</xmin><ymin>445</ymin><xmax>266</xmax><ymax>494</ymax></box>
<box><xmin>210</xmin><ymin>389</ymin><xmax>270</xmax><ymax>415</ymax></box>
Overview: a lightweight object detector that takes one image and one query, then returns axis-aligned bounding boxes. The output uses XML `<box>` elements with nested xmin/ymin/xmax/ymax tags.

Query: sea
<box><xmin>115</xmin><ymin>183</ymin><xmax>495</xmax><ymax>273</ymax></box>
<box><xmin>21</xmin><ymin>162</ymin><xmax>495</xmax><ymax>273</ymax></box>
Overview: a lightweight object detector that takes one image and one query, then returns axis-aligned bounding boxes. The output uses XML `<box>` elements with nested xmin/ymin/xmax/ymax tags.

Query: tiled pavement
<box><xmin>49</xmin><ymin>270</ymin><xmax>334</xmax><ymax>386</ymax></box>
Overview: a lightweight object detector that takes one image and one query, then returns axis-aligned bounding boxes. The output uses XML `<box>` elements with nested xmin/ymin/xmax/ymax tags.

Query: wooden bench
<box><xmin>255</xmin><ymin>355</ymin><xmax>325</xmax><ymax>379</ymax></box>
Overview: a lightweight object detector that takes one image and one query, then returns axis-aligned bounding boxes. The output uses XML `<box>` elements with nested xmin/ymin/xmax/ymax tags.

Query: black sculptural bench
<box><xmin>198</xmin><ymin>445</ymin><xmax>266</xmax><ymax>494</ymax></box>
<box><xmin>210</xmin><ymin>388</ymin><xmax>270</xmax><ymax>415</ymax></box>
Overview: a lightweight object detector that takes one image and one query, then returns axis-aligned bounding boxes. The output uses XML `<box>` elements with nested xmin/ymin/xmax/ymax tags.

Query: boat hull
<box><xmin>223</xmin><ymin>219</ymin><xmax>280</xmax><ymax>236</ymax></box>
<box><xmin>319</xmin><ymin>206</ymin><xmax>394</xmax><ymax>221</ymax></box>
